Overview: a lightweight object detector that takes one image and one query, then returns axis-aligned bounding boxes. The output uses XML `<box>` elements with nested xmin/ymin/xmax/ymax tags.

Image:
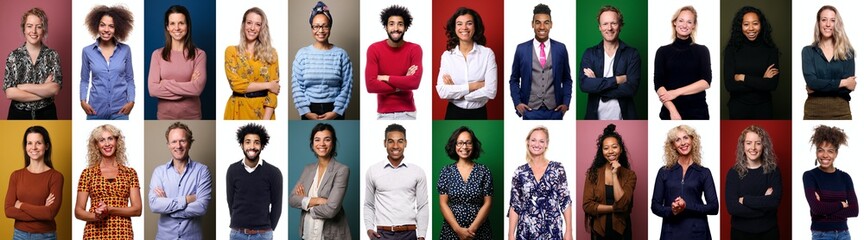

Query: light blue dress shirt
<box><xmin>80</xmin><ymin>41</ymin><xmax>135</xmax><ymax>119</ymax></box>
<box><xmin>149</xmin><ymin>159</ymin><xmax>212</xmax><ymax>240</ymax></box>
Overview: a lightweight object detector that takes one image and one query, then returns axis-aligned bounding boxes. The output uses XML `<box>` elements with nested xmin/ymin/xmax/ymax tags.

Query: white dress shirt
<box><xmin>435</xmin><ymin>42</ymin><xmax>498</xmax><ymax>109</ymax></box>
<box><xmin>363</xmin><ymin>160</ymin><xmax>430</xmax><ymax>238</ymax></box>
<box><xmin>533</xmin><ymin>38</ymin><xmax>551</xmax><ymax>65</ymax></box>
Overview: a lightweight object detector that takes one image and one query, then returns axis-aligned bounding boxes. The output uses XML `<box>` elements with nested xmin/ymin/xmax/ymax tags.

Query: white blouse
<box><xmin>435</xmin><ymin>42</ymin><xmax>498</xmax><ymax>109</ymax></box>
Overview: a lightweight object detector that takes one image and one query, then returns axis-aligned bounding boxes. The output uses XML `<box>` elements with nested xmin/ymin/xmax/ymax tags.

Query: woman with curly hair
<box><xmin>434</xmin><ymin>7</ymin><xmax>497</xmax><ymax>120</ymax></box>
<box><xmin>582</xmin><ymin>124</ymin><xmax>636</xmax><ymax>240</ymax></box>
<box><xmin>803</xmin><ymin>125</ymin><xmax>858</xmax><ymax>239</ymax></box>
<box><xmin>650</xmin><ymin>125</ymin><xmax>718</xmax><ymax>239</ymax></box>
<box><xmin>74</xmin><ymin>124</ymin><xmax>142</xmax><ymax>239</ymax></box>
<box><xmin>724</xmin><ymin>125</ymin><xmax>782</xmax><ymax>239</ymax></box>
<box><xmin>802</xmin><ymin>6</ymin><xmax>856</xmax><ymax>120</ymax></box>
<box><xmin>723</xmin><ymin>6</ymin><xmax>780</xmax><ymax>119</ymax></box>
<box><xmin>80</xmin><ymin>5</ymin><xmax>136</xmax><ymax>120</ymax></box>
<box><xmin>225</xmin><ymin>7</ymin><xmax>280</xmax><ymax>120</ymax></box>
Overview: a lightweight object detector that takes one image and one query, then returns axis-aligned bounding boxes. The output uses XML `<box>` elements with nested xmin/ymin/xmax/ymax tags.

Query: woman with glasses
<box><xmin>437</xmin><ymin>126</ymin><xmax>493</xmax><ymax>239</ymax></box>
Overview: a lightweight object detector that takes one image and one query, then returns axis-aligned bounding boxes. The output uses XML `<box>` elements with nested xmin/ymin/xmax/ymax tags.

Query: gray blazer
<box><xmin>289</xmin><ymin>159</ymin><xmax>351</xmax><ymax>240</ymax></box>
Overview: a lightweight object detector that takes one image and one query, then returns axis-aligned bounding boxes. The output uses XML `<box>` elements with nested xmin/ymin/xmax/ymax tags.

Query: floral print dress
<box><xmin>509</xmin><ymin>161</ymin><xmax>571</xmax><ymax>240</ymax></box>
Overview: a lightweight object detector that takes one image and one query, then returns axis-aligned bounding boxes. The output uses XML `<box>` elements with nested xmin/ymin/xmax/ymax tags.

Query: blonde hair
<box><xmin>813</xmin><ymin>5</ymin><xmax>855</xmax><ymax>61</ymax></box>
<box><xmin>733</xmin><ymin>125</ymin><xmax>777</xmax><ymax>178</ymax></box>
<box><xmin>670</xmin><ymin>6</ymin><xmax>698</xmax><ymax>42</ymax></box>
<box><xmin>663</xmin><ymin>125</ymin><xmax>702</xmax><ymax>168</ymax></box>
<box><xmin>524</xmin><ymin>126</ymin><xmax>549</xmax><ymax>162</ymax></box>
<box><xmin>86</xmin><ymin>124</ymin><xmax>128</xmax><ymax>168</ymax></box>
<box><xmin>21</xmin><ymin>8</ymin><xmax>48</xmax><ymax>37</ymax></box>
<box><xmin>238</xmin><ymin>7</ymin><xmax>276</xmax><ymax>64</ymax></box>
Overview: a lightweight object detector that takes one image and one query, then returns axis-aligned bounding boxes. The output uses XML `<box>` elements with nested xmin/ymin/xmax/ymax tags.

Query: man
<box><xmin>149</xmin><ymin>122</ymin><xmax>212</xmax><ymax>240</ymax></box>
<box><xmin>226</xmin><ymin>123</ymin><xmax>283</xmax><ymax>240</ymax></box>
<box><xmin>509</xmin><ymin>3</ymin><xmax>573</xmax><ymax>120</ymax></box>
<box><xmin>365</xmin><ymin>5</ymin><xmax>423</xmax><ymax>120</ymax></box>
<box><xmin>579</xmin><ymin>5</ymin><xmax>641</xmax><ymax>120</ymax></box>
<box><xmin>364</xmin><ymin>124</ymin><xmax>429</xmax><ymax>240</ymax></box>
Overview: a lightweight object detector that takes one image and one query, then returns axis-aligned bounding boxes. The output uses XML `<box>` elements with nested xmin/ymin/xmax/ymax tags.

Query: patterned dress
<box><xmin>223</xmin><ymin>46</ymin><xmax>279</xmax><ymax>120</ymax></box>
<box><xmin>437</xmin><ymin>163</ymin><xmax>493</xmax><ymax>240</ymax></box>
<box><xmin>77</xmin><ymin>164</ymin><xmax>140</xmax><ymax>239</ymax></box>
<box><xmin>509</xmin><ymin>161</ymin><xmax>571</xmax><ymax>240</ymax></box>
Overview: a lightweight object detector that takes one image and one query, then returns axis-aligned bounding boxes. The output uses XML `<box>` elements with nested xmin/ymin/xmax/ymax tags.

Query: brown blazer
<box><xmin>582</xmin><ymin>164</ymin><xmax>636</xmax><ymax>236</ymax></box>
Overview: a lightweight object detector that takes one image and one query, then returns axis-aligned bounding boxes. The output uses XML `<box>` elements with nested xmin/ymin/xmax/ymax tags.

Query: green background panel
<box><xmin>576</xmin><ymin>0</ymin><xmax>649</xmax><ymax>119</ymax></box>
<box><xmin>431</xmin><ymin>120</ymin><xmax>504</xmax><ymax>240</ymax></box>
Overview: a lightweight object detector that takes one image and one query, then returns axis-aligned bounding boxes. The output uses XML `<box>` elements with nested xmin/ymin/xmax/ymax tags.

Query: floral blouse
<box><xmin>77</xmin><ymin>164</ymin><xmax>140</xmax><ymax>239</ymax></box>
<box><xmin>3</xmin><ymin>44</ymin><xmax>62</xmax><ymax>111</ymax></box>
<box><xmin>509</xmin><ymin>161</ymin><xmax>571</xmax><ymax>240</ymax></box>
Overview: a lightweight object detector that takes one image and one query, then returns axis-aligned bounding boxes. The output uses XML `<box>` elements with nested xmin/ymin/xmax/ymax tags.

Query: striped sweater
<box><xmin>291</xmin><ymin>45</ymin><xmax>353</xmax><ymax>116</ymax></box>
<box><xmin>803</xmin><ymin>168</ymin><xmax>859</xmax><ymax>231</ymax></box>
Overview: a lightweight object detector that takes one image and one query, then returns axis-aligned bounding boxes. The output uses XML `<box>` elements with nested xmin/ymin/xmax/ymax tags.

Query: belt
<box><xmin>377</xmin><ymin>225</ymin><xmax>417</xmax><ymax>232</ymax></box>
<box><xmin>232</xmin><ymin>90</ymin><xmax>268</xmax><ymax>98</ymax></box>
<box><xmin>232</xmin><ymin>228</ymin><xmax>273</xmax><ymax>235</ymax></box>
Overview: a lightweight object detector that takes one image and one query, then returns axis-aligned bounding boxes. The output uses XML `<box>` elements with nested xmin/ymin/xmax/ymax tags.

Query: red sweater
<box><xmin>365</xmin><ymin>40</ymin><xmax>423</xmax><ymax>113</ymax></box>
<box><xmin>4</xmin><ymin>168</ymin><xmax>64</xmax><ymax>233</ymax></box>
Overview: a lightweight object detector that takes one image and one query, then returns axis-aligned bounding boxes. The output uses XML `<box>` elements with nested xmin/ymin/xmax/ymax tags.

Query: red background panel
<box><xmin>576</xmin><ymin>120</ymin><xmax>648</xmax><ymax>239</ymax></box>
<box><xmin>0</xmin><ymin>0</ymin><xmax>73</xmax><ymax>119</ymax></box>
<box><xmin>431</xmin><ymin>0</ymin><xmax>504</xmax><ymax>119</ymax></box>
<box><xmin>719</xmin><ymin>120</ymin><xmax>792</xmax><ymax>240</ymax></box>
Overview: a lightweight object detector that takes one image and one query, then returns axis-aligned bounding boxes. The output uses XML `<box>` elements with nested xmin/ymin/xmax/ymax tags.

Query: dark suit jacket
<box><xmin>288</xmin><ymin>160</ymin><xmax>352</xmax><ymax>239</ymax></box>
<box><xmin>509</xmin><ymin>39</ymin><xmax>573</xmax><ymax>117</ymax></box>
<box><xmin>579</xmin><ymin>40</ymin><xmax>641</xmax><ymax>120</ymax></box>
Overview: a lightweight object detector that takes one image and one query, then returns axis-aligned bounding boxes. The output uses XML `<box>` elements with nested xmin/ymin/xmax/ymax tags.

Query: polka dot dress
<box><xmin>437</xmin><ymin>163</ymin><xmax>493</xmax><ymax>240</ymax></box>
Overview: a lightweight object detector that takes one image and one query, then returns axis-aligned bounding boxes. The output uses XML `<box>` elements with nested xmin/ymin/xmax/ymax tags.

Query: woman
<box><xmin>724</xmin><ymin>125</ymin><xmax>782</xmax><ymax>239</ymax></box>
<box><xmin>4</xmin><ymin>8</ymin><xmax>62</xmax><ymax>120</ymax></box>
<box><xmin>508</xmin><ymin>126</ymin><xmax>573</xmax><ymax>240</ymax></box>
<box><xmin>288</xmin><ymin>123</ymin><xmax>350</xmax><ymax>239</ymax></box>
<box><xmin>650</xmin><ymin>125</ymin><xmax>718</xmax><ymax>239</ymax></box>
<box><xmin>80</xmin><ymin>5</ymin><xmax>136</xmax><ymax>120</ymax></box>
<box><xmin>802</xmin><ymin>6</ymin><xmax>856</xmax><ymax>120</ymax></box>
<box><xmin>147</xmin><ymin>5</ymin><xmax>207</xmax><ymax>120</ymax></box>
<box><xmin>654</xmin><ymin>6</ymin><xmax>712</xmax><ymax>120</ymax></box>
<box><xmin>435</xmin><ymin>7</ymin><xmax>497</xmax><ymax>120</ymax></box>
<box><xmin>291</xmin><ymin>1</ymin><xmax>352</xmax><ymax>120</ymax></box>
<box><xmin>582</xmin><ymin>124</ymin><xmax>636</xmax><ymax>240</ymax></box>
<box><xmin>225</xmin><ymin>7</ymin><xmax>280</xmax><ymax>120</ymax></box>
<box><xmin>723</xmin><ymin>7</ymin><xmax>780</xmax><ymax>120</ymax></box>
<box><xmin>803</xmin><ymin>125</ymin><xmax>858</xmax><ymax>239</ymax></box>
<box><xmin>5</xmin><ymin>126</ymin><xmax>63</xmax><ymax>239</ymax></box>
<box><xmin>74</xmin><ymin>124</ymin><xmax>142</xmax><ymax>239</ymax></box>
<box><xmin>438</xmin><ymin>126</ymin><xmax>493</xmax><ymax>239</ymax></box>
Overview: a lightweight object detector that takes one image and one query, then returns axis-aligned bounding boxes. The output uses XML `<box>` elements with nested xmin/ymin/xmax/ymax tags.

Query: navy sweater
<box><xmin>226</xmin><ymin>160</ymin><xmax>284</xmax><ymax>230</ymax></box>
<box><xmin>724</xmin><ymin>167</ymin><xmax>782</xmax><ymax>233</ymax></box>
<box><xmin>803</xmin><ymin>168</ymin><xmax>859</xmax><ymax>231</ymax></box>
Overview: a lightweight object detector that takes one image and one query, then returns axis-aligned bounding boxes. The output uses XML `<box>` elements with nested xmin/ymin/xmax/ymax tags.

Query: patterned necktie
<box><xmin>539</xmin><ymin>42</ymin><xmax>547</xmax><ymax>68</ymax></box>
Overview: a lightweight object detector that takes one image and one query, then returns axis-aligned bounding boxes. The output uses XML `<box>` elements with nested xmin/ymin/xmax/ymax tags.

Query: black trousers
<box><xmin>445</xmin><ymin>102</ymin><xmax>487</xmax><ymax>120</ymax></box>
<box><xmin>731</xmin><ymin>225</ymin><xmax>779</xmax><ymax>240</ymax></box>
<box><xmin>7</xmin><ymin>102</ymin><xmax>57</xmax><ymax>120</ymax></box>
<box><xmin>300</xmin><ymin>102</ymin><xmax>345</xmax><ymax>120</ymax></box>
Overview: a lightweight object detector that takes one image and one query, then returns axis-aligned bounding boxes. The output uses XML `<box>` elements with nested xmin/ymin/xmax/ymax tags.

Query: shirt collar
<box><xmin>449</xmin><ymin>42</ymin><xmax>479</xmax><ymax>56</ymax></box>
<box><xmin>383</xmin><ymin>160</ymin><xmax>407</xmax><ymax>169</ymax></box>
<box><xmin>165</xmin><ymin>158</ymin><xmax>194</xmax><ymax>169</ymax></box>
<box><xmin>533</xmin><ymin>38</ymin><xmax>550</xmax><ymax>48</ymax></box>
<box><xmin>241</xmin><ymin>159</ymin><xmax>264</xmax><ymax>171</ymax></box>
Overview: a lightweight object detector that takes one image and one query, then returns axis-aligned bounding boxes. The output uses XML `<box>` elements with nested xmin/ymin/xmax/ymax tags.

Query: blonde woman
<box><xmin>508</xmin><ymin>126</ymin><xmax>573</xmax><ymax>240</ymax></box>
<box><xmin>802</xmin><ymin>5</ymin><xmax>856</xmax><ymax>120</ymax></box>
<box><xmin>4</xmin><ymin>8</ymin><xmax>62</xmax><ymax>120</ymax></box>
<box><xmin>74</xmin><ymin>124</ymin><xmax>142</xmax><ymax>239</ymax></box>
<box><xmin>724</xmin><ymin>125</ymin><xmax>781</xmax><ymax>239</ymax></box>
<box><xmin>650</xmin><ymin>125</ymin><xmax>718</xmax><ymax>239</ymax></box>
<box><xmin>224</xmin><ymin>7</ymin><xmax>280</xmax><ymax>120</ymax></box>
<box><xmin>653</xmin><ymin>6</ymin><xmax>712</xmax><ymax>120</ymax></box>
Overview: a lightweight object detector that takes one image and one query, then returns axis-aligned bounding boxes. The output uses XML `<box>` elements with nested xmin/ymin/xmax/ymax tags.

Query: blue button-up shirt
<box><xmin>80</xmin><ymin>41</ymin><xmax>135</xmax><ymax>118</ymax></box>
<box><xmin>149</xmin><ymin>159</ymin><xmax>212</xmax><ymax>240</ymax></box>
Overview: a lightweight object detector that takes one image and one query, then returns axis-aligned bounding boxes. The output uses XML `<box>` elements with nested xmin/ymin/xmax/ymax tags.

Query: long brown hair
<box><xmin>162</xmin><ymin>5</ymin><xmax>196</xmax><ymax>61</ymax></box>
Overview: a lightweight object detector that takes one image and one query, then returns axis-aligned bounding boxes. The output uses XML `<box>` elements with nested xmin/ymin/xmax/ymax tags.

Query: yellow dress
<box><xmin>223</xmin><ymin>46</ymin><xmax>279</xmax><ymax>120</ymax></box>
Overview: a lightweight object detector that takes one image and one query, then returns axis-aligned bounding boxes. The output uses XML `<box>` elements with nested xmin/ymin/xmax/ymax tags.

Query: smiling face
<box><xmin>98</xmin><ymin>15</ymin><xmax>115</xmax><ymax>42</ymax></box>
<box><xmin>673</xmin><ymin>130</ymin><xmax>692</xmax><ymax>156</ymax></box>
<box><xmin>602</xmin><ymin>137</ymin><xmax>621</xmax><ymax>163</ymax></box>
<box><xmin>313</xmin><ymin>130</ymin><xmax>334</xmax><ymax>158</ymax></box>
<box><xmin>385</xmin><ymin>15</ymin><xmax>406</xmax><ymax>43</ymax></box>
<box><xmin>455</xmin><ymin>131</ymin><xmax>473</xmax><ymax>160</ymax></box>
<box><xmin>742</xmin><ymin>12</ymin><xmax>761</xmax><ymax>41</ymax></box>
<box><xmin>384</xmin><ymin>131</ymin><xmax>407</xmax><ymax>161</ymax></box>
<box><xmin>818</xmin><ymin>9</ymin><xmax>836</xmax><ymax>39</ymax></box>
<box><xmin>743</xmin><ymin>131</ymin><xmax>763</xmax><ymax>162</ymax></box>
<box><xmin>26</xmin><ymin>133</ymin><xmax>46</xmax><ymax>162</ymax></box>
<box><xmin>311</xmin><ymin>14</ymin><xmax>331</xmax><ymax>44</ymax></box>
<box><xmin>98</xmin><ymin>131</ymin><xmax>117</xmax><ymax>158</ymax></box>
<box><xmin>816</xmin><ymin>142</ymin><xmax>837</xmax><ymax>170</ymax></box>
<box><xmin>455</xmin><ymin>14</ymin><xmax>475</xmax><ymax>43</ymax></box>
<box><xmin>166</xmin><ymin>13</ymin><xmax>187</xmax><ymax>43</ymax></box>
<box><xmin>598</xmin><ymin>11</ymin><xmax>620</xmax><ymax>43</ymax></box>
<box><xmin>241</xmin><ymin>134</ymin><xmax>262</xmax><ymax>161</ymax></box>
<box><xmin>24</xmin><ymin>14</ymin><xmax>44</xmax><ymax>46</ymax></box>
<box><xmin>673</xmin><ymin>10</ymin><xmax>695</xmax><ymax>39</ymax></box>
<box><xmin>532</xmin><ymin>13</ymin><xmax>552</xmax><ymax>42</ymax></box>
<box><xmin>167</xmin><ymin>128</ymin><xmax>190</xmax><ymax>161</ymax></box>
<box><xmin>526</xmin><ymin>130</ymin><xmax>548</xmax><ymax>157</ymax></box>
<box><xmin>243</xmin><ymin>12</ymin><xmax>262</xmax><ymax>43</ymax></box>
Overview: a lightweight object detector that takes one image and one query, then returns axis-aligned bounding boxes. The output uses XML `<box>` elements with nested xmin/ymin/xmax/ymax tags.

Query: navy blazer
<box><xmin>651</xmin><ymin>163</ymin><xmax>718</xmax><ymax>240</ymax></box>
<box><xmin>579</xmin><ymin>40</ymin><xmax>641</xmax><ymax>119</ymax></box>
<box><xmin>508</xmin><ymin>39</ymin><xmax>573</xmax><ymax>116</ymax></box>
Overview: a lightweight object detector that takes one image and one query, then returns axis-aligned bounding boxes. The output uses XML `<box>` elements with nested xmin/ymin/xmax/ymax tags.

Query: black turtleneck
<box><xmin>653</xmin><ymin>37</ymin><xmax>712</xmax><ymax>120</ymax></box>
<box><xmin>724</xmin><ymin>38</ymin><xmax>780</xmax><ymax>119</ymax></box>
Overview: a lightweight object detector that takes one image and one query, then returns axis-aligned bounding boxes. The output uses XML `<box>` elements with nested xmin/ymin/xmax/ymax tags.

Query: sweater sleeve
<box><xmin>291</xmin><ymin>50</ymin><xmax>310</xmax><ymax>115</ymax></box>
<box><xmin>723</xmin><ymin>47</ymin><xmax>749</xmax><ymax>93</ymax></box>
<box><xmin>803</xmin><ymin>170</ymin><xmax>843</xmax><ymax>216</ymax></box>
<box><xmin>698</xmin><ymin>45</ymin><xmax>712</xmax><ymax>86</ymax></box>
<box><xmin>19</xmin><ymin>171</ymin><xmax>63</xmax><ymax>220</ymax></box>
<box><xmin>269</xmin><ymin>167</ymin><xmax>283</xmax><ymax>229</ymax></box>
<box><xmin>156</xmin><ymin>50</ymin><xmax>208</xmax><ymax>98</ymax></box>
<box><xmin>147</xmin><ymin>50</ymin><xmax>182</xmax><ymax>100</ymax></box>
<box><xmin>740</xmin><ymin>48</ymin><xmax>779</xmax><ymax>91</ymax></box>
<box><xmin>724</xmin><ymin>168</ymin><xmax>764</xmax><ymax>218</ymax></box>
<box><xmin>742</xmin><ymin>170</ymin><xmax>782</xmax><ymax>210</ymax></box>
<box><xmin>332</xmin><ymin>51</ymin><xmax>353</xmax><ymax>116</ymax></box>
<box><xmin>4</xmin><ymin>172</ymin><xmax>36</xmax><ymax>221</ymax></box>
<box><xmin>653</xmin><ymin>47</ymin><xmax>667</xmax><ymax>91</ymax></box>
<box><xmin>830</xmin><ymin>173</ymin><xmax>859</xmax><ymax>218</ymax></box>
<box><xmin>364</xmin><ymin>44</ymin><xmax>397</xmax><ymax>94</ymax></box>
<box><xmin>386</xmin><ymin>45</ymin><xmax>423</xmax><ymax>91</ymax></box>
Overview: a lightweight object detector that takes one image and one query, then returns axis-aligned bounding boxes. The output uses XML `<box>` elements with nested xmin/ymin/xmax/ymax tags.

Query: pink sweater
<box><xmin>365</xmin><ymin>40</ymin><xmax>423</xmax><ymax>113</ymax></box>
<box><xmin>147</xmin><ymin>48</ymin><xmax>207</xmax><ymax>119</ymax></box>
